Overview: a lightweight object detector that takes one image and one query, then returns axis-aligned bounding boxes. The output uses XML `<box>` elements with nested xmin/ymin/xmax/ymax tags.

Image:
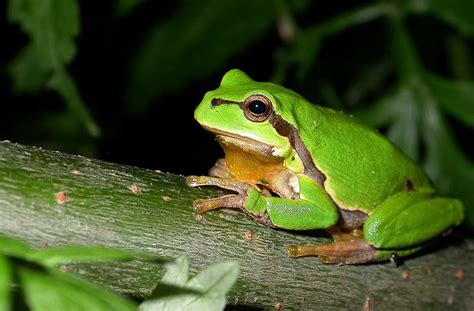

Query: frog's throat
<box><xmin>201</xmin><ymin>125</ymin><xmax>276</xmax><ymax>157</ymax></box>
<box><xmin>215</xmin><ymin>134</ymin><xmax>274</xmax><ymax>158</ymax></box>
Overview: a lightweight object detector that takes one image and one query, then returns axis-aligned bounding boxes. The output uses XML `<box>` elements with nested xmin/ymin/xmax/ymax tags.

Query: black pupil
<box><xmin>248</xmin><ymin>100</ymin><xmax>267</xmax><ymax>115</ymax></box>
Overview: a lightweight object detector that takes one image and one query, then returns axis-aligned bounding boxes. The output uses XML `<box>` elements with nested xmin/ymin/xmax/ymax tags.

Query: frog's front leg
<box><xmin>186</xmin><ymin>175</ymin><xmax>276</xmax><ymax>225</ymax></box>
<box><xmin>186</xmin><ymin>175</ymin><xmax>255</xmax><ymax>213</ymax></box>
<box><xmin>187</xmin><ymin>174</ymin><xmax>339</xmax><ymax>230</ymax></box>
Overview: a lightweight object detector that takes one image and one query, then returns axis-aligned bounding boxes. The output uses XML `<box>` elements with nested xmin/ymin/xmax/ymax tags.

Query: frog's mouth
<box><xmin>201</xmin><ymin>125</ymin><xmax>276</xmax><ymax>158</ymax></box>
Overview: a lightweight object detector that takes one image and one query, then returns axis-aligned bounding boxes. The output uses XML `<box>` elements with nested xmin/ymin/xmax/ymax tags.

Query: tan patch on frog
<box><xmin>217</xmin><ymin>134</ymin><xmax>298</xmax><ymax>199</ymax></box>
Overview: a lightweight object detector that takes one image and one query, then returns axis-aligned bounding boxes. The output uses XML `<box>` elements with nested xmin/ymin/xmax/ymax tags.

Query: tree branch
<box><xmin>0</xmin><ymin>141</ymin><xmax>472</xmax><ymax>309</ymax></box>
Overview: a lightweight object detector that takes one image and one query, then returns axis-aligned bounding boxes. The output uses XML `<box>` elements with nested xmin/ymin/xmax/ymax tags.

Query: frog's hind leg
<box><xmin>287</xmin><ymin>228</ymin><xmax>378</xmax><ymax>264</ymax></box>
<box><xmin>287</xmin><ymin>234</ymin><xmax>423</xmax><ymax>264</ymax></box>
<box><xmin>363</xmin><ymin>192</ymin><xmax>464</xmax><ymax>251</ymax></box>
<box><xmin>288</xmin><ymin>192</ymin><xmax>463</xmax><ymax>264</ymax></box>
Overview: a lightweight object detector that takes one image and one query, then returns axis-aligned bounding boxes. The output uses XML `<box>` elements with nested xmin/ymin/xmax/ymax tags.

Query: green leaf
<box><xmin>140</xmin><ymin>260</ymin><xmax>240</xmax><ymax>311</ymax></box>
<box><xmin>8</xmin><ymin>44</ymin><xmax>49</xmax><ymax>93</ymax></box>
<box><xmin>292</xmin><ymin>29</ymin><xmax>323</xmax><ymax>79</ymax></box>
<box><xmin>53</xmin><ymin>270</ymin><xmax>138</xmax><ymax>311</ymax></box>
<box><xmin>424</xmin><ymin>73</ymin><xmax>474</xmax><ymax>127</ymax></box>
<box><xmin>389</xmin><ymin>15</ymin><xmax>423</xmax><ymax>81</ymax></box>
<box><xmin>116</xmin><ymin>0</ymin><xmax>144</xmax><ymax>16</ymax></box>
<box><xmin>0</xmin><ymin>235</ymin><xmax>32</xmax><ymax>259</ymax></box>
<box><xmin>0</xmin><ymin>255</ymin><xmax>13</xmax><ymax>311</ymax></box>
<box><xmin>445</xmin><ymin>34</ymin><xmax>472</xmax><ymax>79</ymax></box>
<box><xmin>28</xmin><ymin>245</ymin><xmax>165</xmax><ymax>268</ymax></box>
<box><xmin>7</xmin><ymin>0</ymin><xmax>100</xmax><ymax>137</ymax></box>
<box><xmin>7</xmin><ymin>0</ymin><xmax>79</xmax><ymax>70</ymax></box>
<box><xmin>187</xmin><ymin>260</ymin><xmax>239</xmax><ymax>298</ymax></box>
<box><xmin>354</xmin><ymin>89</ymin><xmax>398</xmax><ymax>128</ymax></box>
<box><xmin>284</xmin><ymin>0</ymin><xmax>311</xmax><ymax>12</ymax></box>
<box><xmin>410</xmin><ymin>0</ymin><xmax>474</xmax><ymax>37</ymax></box>
<box><xmin>144</xmin><ymin>257</ymin><xmax>200</xmax><ymax>302</ymax></box>
<box><xmin>49</xmin><ymin>69</ymin><xmax>101</xmax><ymax>137</ymax></box>
<box><xmin>19</xmin><ymin>267</ymin><xmax>136</xmax><ymax>311</ymax></box>
<box><xmin>145</xmin><ymin>284</ymin><xmax>201</xmax><ymax>301</ymax></box>
<box><xmin>344</xmin><ymin>60</ymin><xmax>393</xmax><ymax>106</ymax></box>
<box><xmin>0</xmin><ymin>236</ymin><xmax>163</xmax><ymax>310</ymax></box>
<box><xmin>386</xmin><ymin>87</ymin><xmax>420</xmax><ymax>161</ymax></box>
<box><xmin>126</xmin><ymin>0</ymin><xmax>276</xmax><ymax>113</ymax></box>
<box><xmin>292</xmin><ymin>3</ymin><xmax>390</xmax><ymax>79</ymax></box>
<box><xmin>160</xmin><ymin>256</ymin><xmax>189</xmax><ymax>286</ymax></box>
<box><xmin>318</xmin><ymin>81</ymin><xmax>344</xmax><ymax>110</ymax></box>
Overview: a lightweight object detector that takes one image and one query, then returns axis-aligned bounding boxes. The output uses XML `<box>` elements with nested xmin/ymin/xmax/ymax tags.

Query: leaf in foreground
<box><xmin>0</xmin><ymin>255</ymin><xmax>13</xmax><ymax>311</ymax></box>
<box><xmin>19</xmin><ymin>267</ymin><xmax>136</xmax><ymax>311</ymax></box>
<box><xmin>28</xmin><ymin>245</ymin><xmax>166</xmax><ymax>268</ymax></box>
<box><xmin>0</xmin><ymin>235</ymin><xmax>32</xmax><ymax>258</ymax></box>
<box><xmin>0</xmin><ymin>235</ymin><xmax>169</xmax><ymax>310</ymax></box>
<box><xmin>140</xmin><ymin>257</ymin><xmax>240</xmax><ymax>311</ymax></box>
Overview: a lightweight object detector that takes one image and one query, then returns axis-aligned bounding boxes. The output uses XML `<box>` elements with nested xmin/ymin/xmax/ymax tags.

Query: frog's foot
<box><xmin>192</xmin><ymin>194</ymin><xmax>247</xmax><ymax>214</ymax></box>
<box><xmin>186</xmin><ymin>175</ymin><xmax>255</xmax><ymax>195</ymax></box>
<box><xmin>287</xmin><ymin>240</ymin><xmax>377</xmax><ymax>264</ymax></box>
<box><xmin>287</xmin><ymin>228</ymin><xmax>377</xmax><ymax>264</ymax></box>
<box><xmin>186</xmin><ymin>175</ymin><xmax>260</xmax><ymax>214</ymax></box>
<box><xmin>208</xmin><ymin>158</ymin><xmax>232</xmax><ymax>179</ymax></box>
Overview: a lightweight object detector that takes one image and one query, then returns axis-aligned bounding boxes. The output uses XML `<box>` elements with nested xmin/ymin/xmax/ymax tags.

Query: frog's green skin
<box><xmin>186</xmin><ymin>69</ymin><xmax>464</xmax><ymax>264</ymax></box>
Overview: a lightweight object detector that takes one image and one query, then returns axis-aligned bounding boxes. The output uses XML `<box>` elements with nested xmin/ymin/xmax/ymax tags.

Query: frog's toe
<box><xmin>286</xmin><ymin>245</ymin><xmax>300</xmax><ymax>258</ymax></box>
<box><xmin>192</xmin><ymin>194</ymin><xmax>247</xmax><ymax>214</ymax></box>
<box><xmin>192</xmin><ymin>199</ymin><xmax>213</xmax><ymax>214</ymax></box>
<box><xmin>192</xmin><ymin>197</ymin><xmax>227</xmax><ymax>214</ymax></box>
<box><xmin>185</xmin><ymin>175</ymin><xmax>201</xmax><ymax>187</ymax></box>
<box><xmin>286</xmin><ymin>240</ymin><xmax>378</xmax><ymax>264</ymax></box>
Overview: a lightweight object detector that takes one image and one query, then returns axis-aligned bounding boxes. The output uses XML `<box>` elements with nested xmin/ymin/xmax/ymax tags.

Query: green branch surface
<box><xmin>0</xmin><ymin>141</ymin><xmax>472</xmax><ymax>309</ymax></box>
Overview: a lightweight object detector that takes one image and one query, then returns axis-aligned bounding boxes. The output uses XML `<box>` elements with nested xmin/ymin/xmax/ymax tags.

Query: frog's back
<box><xmin>291</xmin><ymin>100</ymin><xmax>434</xmax><ymax>213</ymax></box>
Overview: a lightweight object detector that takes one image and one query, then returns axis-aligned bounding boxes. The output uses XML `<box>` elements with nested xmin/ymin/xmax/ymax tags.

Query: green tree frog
<box><xmin>186</xmin><ymin>69</ymin><xmax>464</xmax><ymax>264</ymax></box>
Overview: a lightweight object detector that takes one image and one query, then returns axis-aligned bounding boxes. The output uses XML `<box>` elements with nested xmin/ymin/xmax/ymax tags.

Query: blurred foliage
<box><xmin>2</xmin><ymin>0</ymin><xmax>473</xmax><ymax>229</ymax></box>
<box><xmin>127</xmin><ymin>0</ymin><xmax>284</xmax><ymax>113</ymax></box>
<box><xmin>7</xmin><ymin>0</ymin><xmax>100</xmax><ymax>137</ymax></box>
<box><xmin>0</xmin><ymin>235</ymin><xmax>239</xmax><ymax>311</ymax></box>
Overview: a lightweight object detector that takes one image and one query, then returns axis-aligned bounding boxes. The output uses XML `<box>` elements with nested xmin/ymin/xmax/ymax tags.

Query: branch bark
<box><xmin>0</xmin><ymin>141</ymin><xmax>472</xmax><ymax>309</ymax></box>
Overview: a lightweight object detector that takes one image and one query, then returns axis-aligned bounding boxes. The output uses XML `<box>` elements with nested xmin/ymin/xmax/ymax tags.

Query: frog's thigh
<box><xmin>261</xmin><ymin>175</ymin><xmax>338</xmax><ymax>230</ymax></box>
<box><xmin>363</xmin><ymin>192</ymin><xmax>464</xmax><ymax>249</ymax></box>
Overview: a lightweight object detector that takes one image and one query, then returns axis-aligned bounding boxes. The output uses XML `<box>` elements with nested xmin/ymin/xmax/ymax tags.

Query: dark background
<box><xmin>1</xmin><ymin>0</ymin><xmax>473</xmax><ymax>227</ymax></box>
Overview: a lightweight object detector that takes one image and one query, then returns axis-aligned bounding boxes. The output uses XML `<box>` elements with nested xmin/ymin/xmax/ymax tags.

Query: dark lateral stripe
<box><xmin>211</xmin><ymin>98</ymin><xmax>242</xmax><ymax>107</ymax></box>
<box><xmin>269</xmin><ymin>114</ymin><xmax>326</xmax><ymax>187</ymax></box>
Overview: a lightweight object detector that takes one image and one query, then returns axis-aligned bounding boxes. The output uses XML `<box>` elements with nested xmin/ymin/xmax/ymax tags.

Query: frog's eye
<box><xmin>243</xmin><ymin>95</ymin><xmax>273</xmax><ymax>122</ymax></box>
